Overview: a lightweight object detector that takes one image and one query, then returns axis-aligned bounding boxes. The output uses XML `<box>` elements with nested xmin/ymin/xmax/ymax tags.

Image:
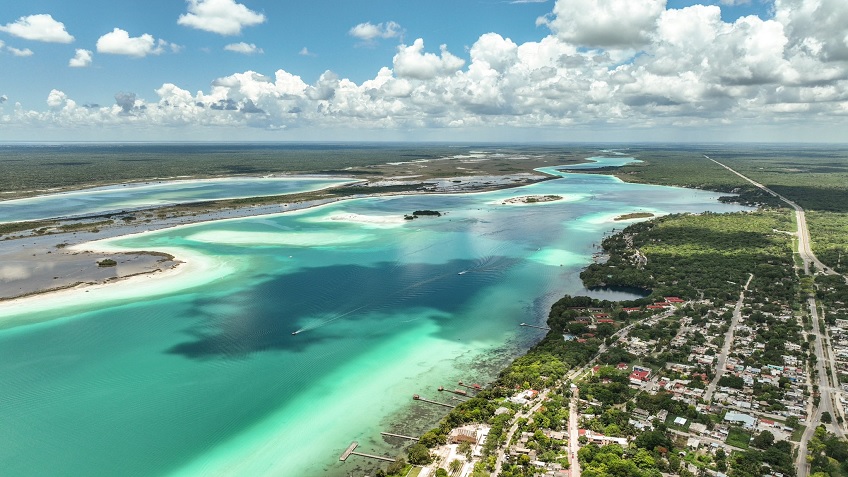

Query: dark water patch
<box><xmin>167</xmin><ymin>258</ymin><xmax>520</xmax><ymax>360</ymax></box>
<box><xmin>583</xmin><ymin>286</ymin><xmax>651</xmax><ymax>301</ymax></box>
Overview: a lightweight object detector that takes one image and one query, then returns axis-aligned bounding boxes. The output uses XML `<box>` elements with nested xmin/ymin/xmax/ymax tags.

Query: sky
<box><xmin>0</xmin><ymin>0</ymin><xmax>846</xmax><ymax>142</ymax></box>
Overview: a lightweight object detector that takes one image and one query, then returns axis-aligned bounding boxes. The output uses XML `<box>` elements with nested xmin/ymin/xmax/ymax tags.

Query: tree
<box><xmin>821</xmin><ymin>411</ymin><xmax>832</xmax><ymax>424</ymax></box>
<box><xmin>786</xmin><ymin>416</ymin><xmax>800</xmax><ymax>429</ymax></box>
<box><xmin>386</xmin><ymin>459</ymin><xmax>406</xmax><ymax>475</ymax></box>
<box><xmin>406</xmin><ymin>443</ymin><xmax>432</xmax><ymax>465</ymax></box>
<box><xmin>435</xmin><ymin>469</ymin><xmax>448</xmax><ymax>477</ymax></box>
<box><xmin>449</xmin><ymin>459</ymin><xmax>462</xmax><ymax>473</ymax></box>
<box><xmin>751</xmin><ymin>430</ymin><xmax>775</xmax><ymax>449</ymax></box>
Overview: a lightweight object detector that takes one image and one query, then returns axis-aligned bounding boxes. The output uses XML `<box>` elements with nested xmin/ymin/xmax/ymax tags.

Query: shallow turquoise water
<box><xmin>0</xmin><ymin>159</ymin><xmax>748</xmax><ymax>476</ymax></box>
<box><xmin>0</xmin><ymin>176</ymin><xmax>353</xmax><ymax>223</ymax></box>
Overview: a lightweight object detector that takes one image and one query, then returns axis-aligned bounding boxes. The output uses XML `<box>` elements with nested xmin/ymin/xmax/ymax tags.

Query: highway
<box><xmin>705</xmin><ymin>155</ymin><xmax>844</xmax><ymax>477</ymax></box>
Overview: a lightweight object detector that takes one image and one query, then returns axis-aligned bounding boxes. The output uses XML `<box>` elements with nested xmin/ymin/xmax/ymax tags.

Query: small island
<box><xmin>501</xmin><ymin>194</ymin><xmax>562</xmax><ymax>205</ymax></box>
<box><xmin>613</xmin><ymin>212</ymin><xmax>655</xmax><ymax>221</ymax></box>
<box><xmin>404</xmin><ymin>210</ymin><xmax>442</xmax><ymax>220</ymax></box>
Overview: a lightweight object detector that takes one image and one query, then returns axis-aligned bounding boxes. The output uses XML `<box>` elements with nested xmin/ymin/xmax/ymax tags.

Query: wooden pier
<box><xmin>520</xmin><ymin>322</ymin><xmax>551</xmax><ymax>331</ymax></box>
<box><xmin>340</xmin><ymin>442</ymin><xmax>358</xmax><ymax>461</ymax></box>
<box><xmin>381</xmin><ymin>432</ymin><xmax>419</xmax><ymax>441</ymax></box>
<box><xmin>458</xmin><ymin>381</ymin><xmax>483</xmax><ymax>392</ymax></box>
<box><xmin>339</xmin><ymin>442</ymin><xmax>396</xmax><ymax>463</ymax></box>
<box><xmin>412</xmin><ymin>394</ymin><xmax>455</xmax><ymax>408</ymax></box>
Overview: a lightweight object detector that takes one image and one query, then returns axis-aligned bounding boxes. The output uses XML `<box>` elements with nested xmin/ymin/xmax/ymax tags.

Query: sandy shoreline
<box><xmin>0</xmin><ymin>166</ymin><xmax>594</xmax><ymax>316</ymax></box>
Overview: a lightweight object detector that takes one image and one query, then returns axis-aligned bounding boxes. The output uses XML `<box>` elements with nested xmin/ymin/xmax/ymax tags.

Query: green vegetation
<box><xmin>581</xmin><ymin>210</ymin><xmax>796</xmax><ymax>303</ymax></box>
<box><xmin>725</xmin><ymin>427</ymin><xmax>751</xmax><ymax>449</ymax></box>
<box><xmin>97</xmin><ymin>259</ymin><xmax>117</xmax><ymax>267</ymax></box>
<box><xmin>807</xmin><ymin>211</ymin><xmax>848</xmax><ymax>274</ymax></box>
<box><xmin>808</xmin><ymin>425</ymin><xmax>848</xmax><ymax>476</ymax></box>
<box><xmin>614</xmin><ymin>212</ymin><xmax>654</xmax><ymax>221</ymax></box>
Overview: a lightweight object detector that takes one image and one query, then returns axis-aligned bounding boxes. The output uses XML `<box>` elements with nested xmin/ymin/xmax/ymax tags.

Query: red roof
<box><xmin>577</xmin><ymin>338</ymin><xmax>587</xmax><ymax>343</ymax></box>
<box><xmin>630</xmin><ymin>370</ymin><xmax>650</xmax><ymax>381</ymax></box>
<box><xmin>594</xmin><ymin>313</ymin><xmax>609</xmax><ymax>318</ymax></box>
<box><xmin>761</xmin><ymin>419</ymin><xmax>775</xmax><ymax>425</ymax></box>
<box><xmin>664</xmin><ymin>297</ymin><xmax>685</xmax><ymax>303</ymax></box>
<box><xmin>597</xmin><ymin>318</ymin><xmax>615</xmax><ymax>323</ymax></box>
<box><xmin>616</xmin><ymin>363</ymin><xmax>629</xmax><ymax>370</ymax></box>
<box><xmin>646</xmin><ymin>305</ymin><xmax>666</xmax><ymax>309</ymax></box>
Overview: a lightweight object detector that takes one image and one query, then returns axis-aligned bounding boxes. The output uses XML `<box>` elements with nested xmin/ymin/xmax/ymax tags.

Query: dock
<box><xmin>381</xmin><ymin>432</ymin><xmax>419</xmax><ymax>441</ymax></box>
<box><xmin>458</xmin><ymin>381</ymin><xmax>483</xmax><ymax>392</ymax></box>
<box><xmin>339</xmin><ymin>442</ymin><xmax>396</xmax><ymax>463</ymax></box>
<box><xmin>520</xmin><ymin>322</ymin><xmax>551</xmax><ymax>331</ymax></box>
<box><xmin>412</xmin><ymin>394</ymin><xmax>455</xmax><ymax>408</ymax></box>
<box><xmin>340</xmin><ymin>442</ymin><xmax>358</xmax><ymax>461</ymax></box>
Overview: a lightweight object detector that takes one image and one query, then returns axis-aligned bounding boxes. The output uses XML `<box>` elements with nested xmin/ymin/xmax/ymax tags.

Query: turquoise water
<box><xmin>0</xmin><ymin>177</ymin><xmax>354</xmax><ymax>223</ymax></box>
<box><xmin>0</xmin><ymin>160</ymin><xmax>748</xmax><ymax>476</ymax></box>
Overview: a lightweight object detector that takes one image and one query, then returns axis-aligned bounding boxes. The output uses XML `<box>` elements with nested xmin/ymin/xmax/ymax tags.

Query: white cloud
<box><xmin>0</xmin><ymin>14</ymin><xmax>74</xmax><ymax>43</ymax></box>
<box><xmin>349</xmin><ymin>21</ymin><xmax>403</xmax><ymax>41</ymax></box>
<box><xmin>539</xmin><ymin>0</ymin><xmax>665</xmax><ymax>48</ymax></box>
<box><xmin>6</xmin><ymin>0</ymin><xmax>848</xmax><ymax>141</ymax></box>
<box><xmin>178</xmin><ymin>0</ymin><xmax>266</xmax><ymax>35</ymax></box>
<box><xmin>299</xmin><ymin>47</ymin><xmax>315</xmax><ymax>56</ymax></box>
<box><xmin>0</xmin><ymin>94</ymin><xmax>7</xmax><ymax>103</ymax></box>
<box><xmin>69</xmin><ymin>49</ymin><xmax>93</xmax><ymax>67</ymax></box>
<box><xmin>224</xmin><ymin>42</ymin><xmax>263</xmax><ymax>54</ymax></box>
<box><xmin>96</xmin><ymin>28</ymin><xmax>172</xmax><ymax>57</ymax></box>
<box><xmin>7</xmin><ymin>46</ymin><xmax>34</xmax><ymax>57</ymax></box>
<box><xmin>392</xmin><ymin>39</ymin><xmax>465</xmax><ymax>80</ymax></box>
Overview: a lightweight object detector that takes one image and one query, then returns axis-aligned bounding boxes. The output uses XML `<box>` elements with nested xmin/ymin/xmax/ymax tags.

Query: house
<box><xmin>687</xmin><ymin>437</ymin><xmax>701</xmax><ymax>449</ymax></box>
<box><xmin>674</xmin><ymin>417</ymin><xmax>688</xmax><ymax>426</ymax></box>
<box><xmin>665</xmin><ymin>297</ymin><xmax>685</xmax><ymax>303</ymax></box>
<box><xmin>630</xmin><ymin>369</ymin><xmax>651</xmax><ymax>385</ymax></box>
<box><xmin>724</xmin><ymin>412</ymin><xmax>757</xmax><ymax>430</ymax></box>
<box><xmin>450</xmin><ymin>428</ymin><xmax>479</xmax><ymax>444</ymax></box>
<box><xmin>690</xmin><ymin>423</ymin><xmax>708</xmax><ymax>434</ymax></box>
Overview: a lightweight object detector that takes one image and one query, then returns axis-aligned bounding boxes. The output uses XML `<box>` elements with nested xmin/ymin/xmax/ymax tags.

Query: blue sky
<box><xmin>1</xmin><ymin>0</ymin><xmax>846</xmax><ymax>142</ymax></box>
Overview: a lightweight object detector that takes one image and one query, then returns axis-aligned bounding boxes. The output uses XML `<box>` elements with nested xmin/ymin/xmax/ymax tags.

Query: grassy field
<box><xmin>725</xmin><ymin>427</ymin><xmax>752</xmax><ymax>449</ymax></box>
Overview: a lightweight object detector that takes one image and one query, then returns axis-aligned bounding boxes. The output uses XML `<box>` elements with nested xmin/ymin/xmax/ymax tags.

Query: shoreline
<box><xmin>0</xmin><ymin>171</ymin><xmax>559</xmax><ymax>307</ymax></box>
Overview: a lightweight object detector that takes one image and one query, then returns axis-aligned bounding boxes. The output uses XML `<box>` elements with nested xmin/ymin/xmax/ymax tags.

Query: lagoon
<box><xmin>0</xmin><ymin>158</ymin><xmax>749</xmax><ymax>476</ymax></box>
<box><xmin>0</xmin><ymin>176</ymin><xmax>354</xmax><ymax>223</ymax></box>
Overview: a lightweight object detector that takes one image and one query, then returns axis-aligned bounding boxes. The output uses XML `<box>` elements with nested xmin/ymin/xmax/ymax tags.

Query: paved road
<box><xmin>493</xmin><ymin>388</ymin><xmax>551</xmax><ymax>476</ymax></box>
<box><xmin>568</xmin><ymin>390</ymin><xmax>581</xmax><ymax>477</ymax></box>
<box><xmin>706</xmin><ymin>155</ymin><xmax>837</xmax><ymax>276</ymax></box>
<box><xmin>704</xmin><ymin>273</ymin><xmax>753</xmax><ymax>403</ymax></box>
<box><xmin>704</xmin><ymin>155</ymin><xmax>845</xmax><ymax>477</ymax></box>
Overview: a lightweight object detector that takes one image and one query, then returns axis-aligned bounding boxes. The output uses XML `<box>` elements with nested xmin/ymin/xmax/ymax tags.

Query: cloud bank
<box><xmin>4</xmin><ymin>0</ymin><xmax>848</xmax><ymax>140</ymax></box>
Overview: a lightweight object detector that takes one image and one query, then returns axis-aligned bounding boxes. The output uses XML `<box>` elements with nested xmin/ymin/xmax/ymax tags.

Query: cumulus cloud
<box><xmin>349</xmin><ymin>21</ymin><xmax>403</xmax><ymax>41</ymax></box>
<box><xmin>7</xmin><ymin>46</ymin><xmax>34</xmax><ymax>57</ymax></box>
<box><xmin>69</xmin><ymin>49</ymin><xmax>93</xmax><ymax>67</ymax></box>
<box><xmin>539</xmin><ymin>0</ymin><xmax>665</xmax><ymax>48</ymax></box>
<box><xmin>393</xmin><ymin>39</ymin><xmax>465</xmax><ymax>80</ymax></box>
<box><xmin>178</xmin><ymin>0</ymin><xmax>266</xmax><ymax>35</ymax></box>
<box><xmin>299</xmin><ymin>47</ymin><xmax>315</xmax><ymax>56</ymax></box>
<box><xmin>96</xmin><ymin>28</ymin><xmax>173</xmax><ymax>57</ymax></box>
<box><xmin>224</xmin><ymin>42</ymin><xmax>263</xmax><ymax>54</ymax></box>
<box><xmin>0</xmin><ymin>94</ymin><xmax>7</xmax><ymax>103</ymax></box>
<box><xmin>6</xmin><ymin>0</ymin><xmax>848</xmax><ymax>141</ymax></box>
<box><xmin>0</xmin><ymin>14</ymin><xmax>74</xmax><ymax>43</ymax></box>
